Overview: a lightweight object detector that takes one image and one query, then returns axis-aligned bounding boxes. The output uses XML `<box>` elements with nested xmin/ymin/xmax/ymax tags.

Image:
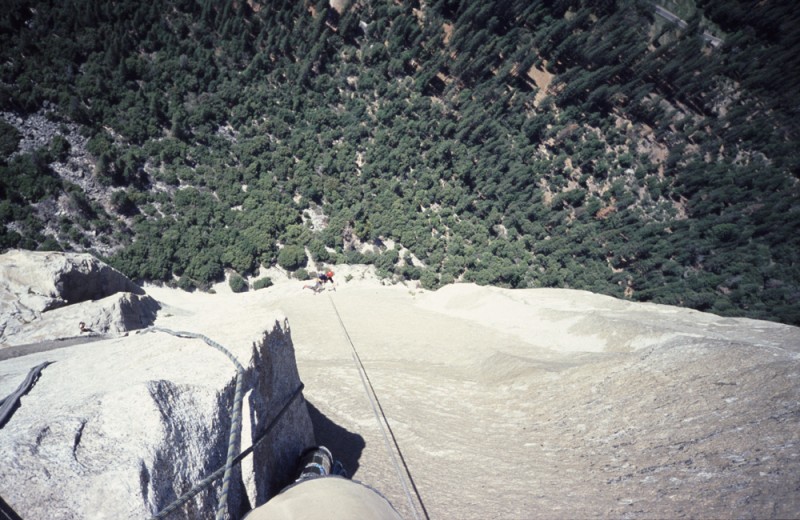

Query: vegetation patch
<box><xmin>0</xmin><ymin>0</ymin><xmax>798</xmax><ymax>325</ymax></box>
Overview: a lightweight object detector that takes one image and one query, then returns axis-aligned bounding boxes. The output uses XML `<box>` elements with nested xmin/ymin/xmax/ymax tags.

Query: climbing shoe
<box><xmin>295</xmin><ymin>446</ymin><xmax>333</xmax><ymax>481</ymax></box>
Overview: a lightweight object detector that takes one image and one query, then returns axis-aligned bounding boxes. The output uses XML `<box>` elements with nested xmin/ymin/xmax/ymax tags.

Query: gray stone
<box><xmin>2</xmin><ymin>292</ymin><xmax>160</xmax><ymax>347</ymax></box>
<box><xmin>1</xmin><ymin>249</ymin><xmax>143</xmax><ymax>309</ymax></box>
<box><xmin>1</xmin><ymin>250</ymin><xmax>153</xmax><ymax>346</ymax></box>
<box><xmin>0</xmin><ymin>318</ymin><xmax>314</xmax><ymax>519</ymax></box>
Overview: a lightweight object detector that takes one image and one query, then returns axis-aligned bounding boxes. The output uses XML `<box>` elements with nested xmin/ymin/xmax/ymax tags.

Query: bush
<box><xmin>711</xmin><ymin>223</ymin><xmax>739</xmax><ymax>243</ymax></box>
<box><xmin>229</xmin><ymin>273</ymin><xmax>248</xmax><ymax>293</ymax></box>
<box><xmin>294</xmin><ymin>268</ymin><xmax>310</xmax><ymax>280</ymax></box>
<box><xmin>343</xmin><ymin>250</ymin><xmax>366</xmax><ymax>263</ymax></box>
<box><xmin>111</xmin><ymin>190</ymin><xmax>138</xmax><ymax>215</ymax></box>
<box><xmin>178</xmin><ymin>275</ymin><xmax>195</xmax><ymax>292</ymax></box>
<box><xmin>0</xmin><ymin>120</ymin><xmax>21</xmax><ymax>159</ymax></box>
<box><xmin>86</xmin><ymin>131</ymin><xmax>113</xmax><ymax>158</ymax></box>
<box><xmin>308</xmin><ymin>239</ymin><xmax>331</xmax><ymax>262</ymax></box>
<box><xmin>253</xmin><ymin>277</ymin><xmax>273</xmax><ymax>290</ymax></box>
<box><xmin>420</xmin><ymin>270</ymin><xmax>439</xmax><ymax>290</ymax></box>
<box><xmin>37</xmin><ymin>237</ymin><xmax>62</xmax><ymax>251</ymax></box>
<box><xmin>400</xmin><ymin>264</ymin><xmax>422</xmax><ymax>280</ymax></box>
<box><xmin>277</xmin><ymin>245</ymin><xmax>307</xmax><ymax>271</ymax></box>
<box><xmin>374</xmin><ymin>249</ymin><xmax>399</xmax><ymax>272</ymax></box>
<box><xmin>0</xmin><ymin>228</ymin><xmax>22</xmax><ymax>249</ymax></box>
<box><xmin>50</xmin><ymin>135</ymin><xmax>71</xmax><ymax>161</ymax></box>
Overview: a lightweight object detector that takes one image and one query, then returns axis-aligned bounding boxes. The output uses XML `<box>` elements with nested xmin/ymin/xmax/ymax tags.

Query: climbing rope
<box><xmin>146</xmin><ymin>327</ymin><xmax>245</xmax><ymax>520</ymax></box>
<box><xmin>327</xmin><ymin>294</ymin><xmax>430</xmax><ymax>520</ymax></box>
<box><xmin>1</xmin><ymin>328</ymin><xmax>305</xmax><ymax>520</ymax></box>
<box><xmin>148</xmin><ymin>375</ymin><xmax>305</xmax><ymax>519</ymax></box>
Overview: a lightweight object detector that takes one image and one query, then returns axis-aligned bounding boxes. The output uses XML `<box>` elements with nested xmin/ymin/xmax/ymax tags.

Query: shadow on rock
<box><xmin>125</xmin><ymin>294</ymin><xmax>161</xmax><ymax>329</ymax></box>
<box><xmin>305</xmin><ymin>400</ymin><xmax>365</xmax><ymax>476</ymax></box>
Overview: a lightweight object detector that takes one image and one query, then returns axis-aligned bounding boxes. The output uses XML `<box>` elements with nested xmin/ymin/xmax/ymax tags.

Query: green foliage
<box><xmin>111</xmin><ymin>190</ymin><xmax>138</xmax><ymax>215</ymax></box>
<box><xmin>308</xmin><ymin>239</ymin><xmax>331</xmax><ymax>262</ymax></box>
<box><xmin>253</xmin><ymin>277</ymin><xmax>273</xmax><ymax>290</ymax></box>
<box><xmin>178</xmin><ymin>275</ymin><xmax>195</xmax><ymax>292</ymax></box>
<box><xmin>710</xmin><ymin>223</ymin><xmax>738</xmax><ymax>243</ymax></box>
<box><xmin>37</xmin><ymin>237</ymin><xmax>62</xmax><ymax>251</ymax></box>
<box><xmin>50</xmin><ymin>135</ymin><xmax>71</xmax><ymax>161</ymax></box>
<box><xmin>0</xmin><ymin>120</ymin><xmax>21</xmax><ymax>160</ymax></box>
<box><xmin>419</xmin><ymin>270</ymin><xmax>440</xmax><ymax>290</ymax></box>
<box><xmin>86</xmin><ymin>132</ymin><xmax>114</xmax><ymax>159</ymax></box>
<box><xmin>277</xmin><ymin>245</ymin><xmax>307</xmax><ymax>271</ymax></box>
<box><xmin>229</xmin><ymin>273</ymin><xmax>248</xmax><ymax>293</ymax></box>
<box><xmin>374</xmin><ymin>249</ymin><xmax>399</xmax><ymax>273</ymax></box>
<box><xmin>0</xmin><ymin>0</ymin><xmax>798</xmax><ymax>325</ymax></box>
<box><xmin>400</xmin><ymin>262</ymin><xmax>422</xmax><ymax>281</ymax></box>
<box><xmin>1</xmin><ymin>151</ymin><xmax>62</xmax><ymax>204</ymax></box>
<box><xmin>294</xmin><ymin>268</ymin><xmax>310</xmax><ymax>280</ymax></box>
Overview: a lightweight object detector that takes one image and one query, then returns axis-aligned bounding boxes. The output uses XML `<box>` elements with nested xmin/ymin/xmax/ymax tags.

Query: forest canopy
<box><xmin>1</xmin><ymin>0</ymin><xmax>799</xmax><ymax>325</ymax></box>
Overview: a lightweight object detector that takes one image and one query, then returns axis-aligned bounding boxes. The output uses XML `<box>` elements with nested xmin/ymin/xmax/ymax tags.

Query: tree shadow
<box><xmin>305</xmin><ymin>400</ymin><xmax>365</xmax><ymax>477</ymax></box>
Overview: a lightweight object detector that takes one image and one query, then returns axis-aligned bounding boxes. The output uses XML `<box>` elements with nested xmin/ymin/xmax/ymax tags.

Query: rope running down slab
<box><xmin>327</xmin><ymin>294</ymin><xmax>430</xmax><ymax>520</ymax></box>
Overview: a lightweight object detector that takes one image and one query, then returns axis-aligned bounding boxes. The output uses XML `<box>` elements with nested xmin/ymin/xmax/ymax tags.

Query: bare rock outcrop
<box><xmin>0</xmin><ymin>250</ymin><xmax>157</xmax><ymax>345</ymax></box>
<box><xmin>0</xmin><ymin>312</ymin><xmax>315</xmax><ymax>519</ymax></box>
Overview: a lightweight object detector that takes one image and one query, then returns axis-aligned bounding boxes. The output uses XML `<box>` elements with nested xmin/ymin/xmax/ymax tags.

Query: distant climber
<box><xmin>243</xmin><ymin>446</ymin><xmax>401</xmax><ymax>520</ymax></box>
<box><xmin>303</xmin><ymin>279</ymin><xmax>323</xmax><ymax>294</ymax></box>
<box><xmin>79</xmin><ymin>321</ymin><xmax>93</xmax><ymax>333</ymax></box>
<box><xmin>318</xmin><ymin>270</ymin><xmax>335</xmax><ymax>289</ymax></box>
